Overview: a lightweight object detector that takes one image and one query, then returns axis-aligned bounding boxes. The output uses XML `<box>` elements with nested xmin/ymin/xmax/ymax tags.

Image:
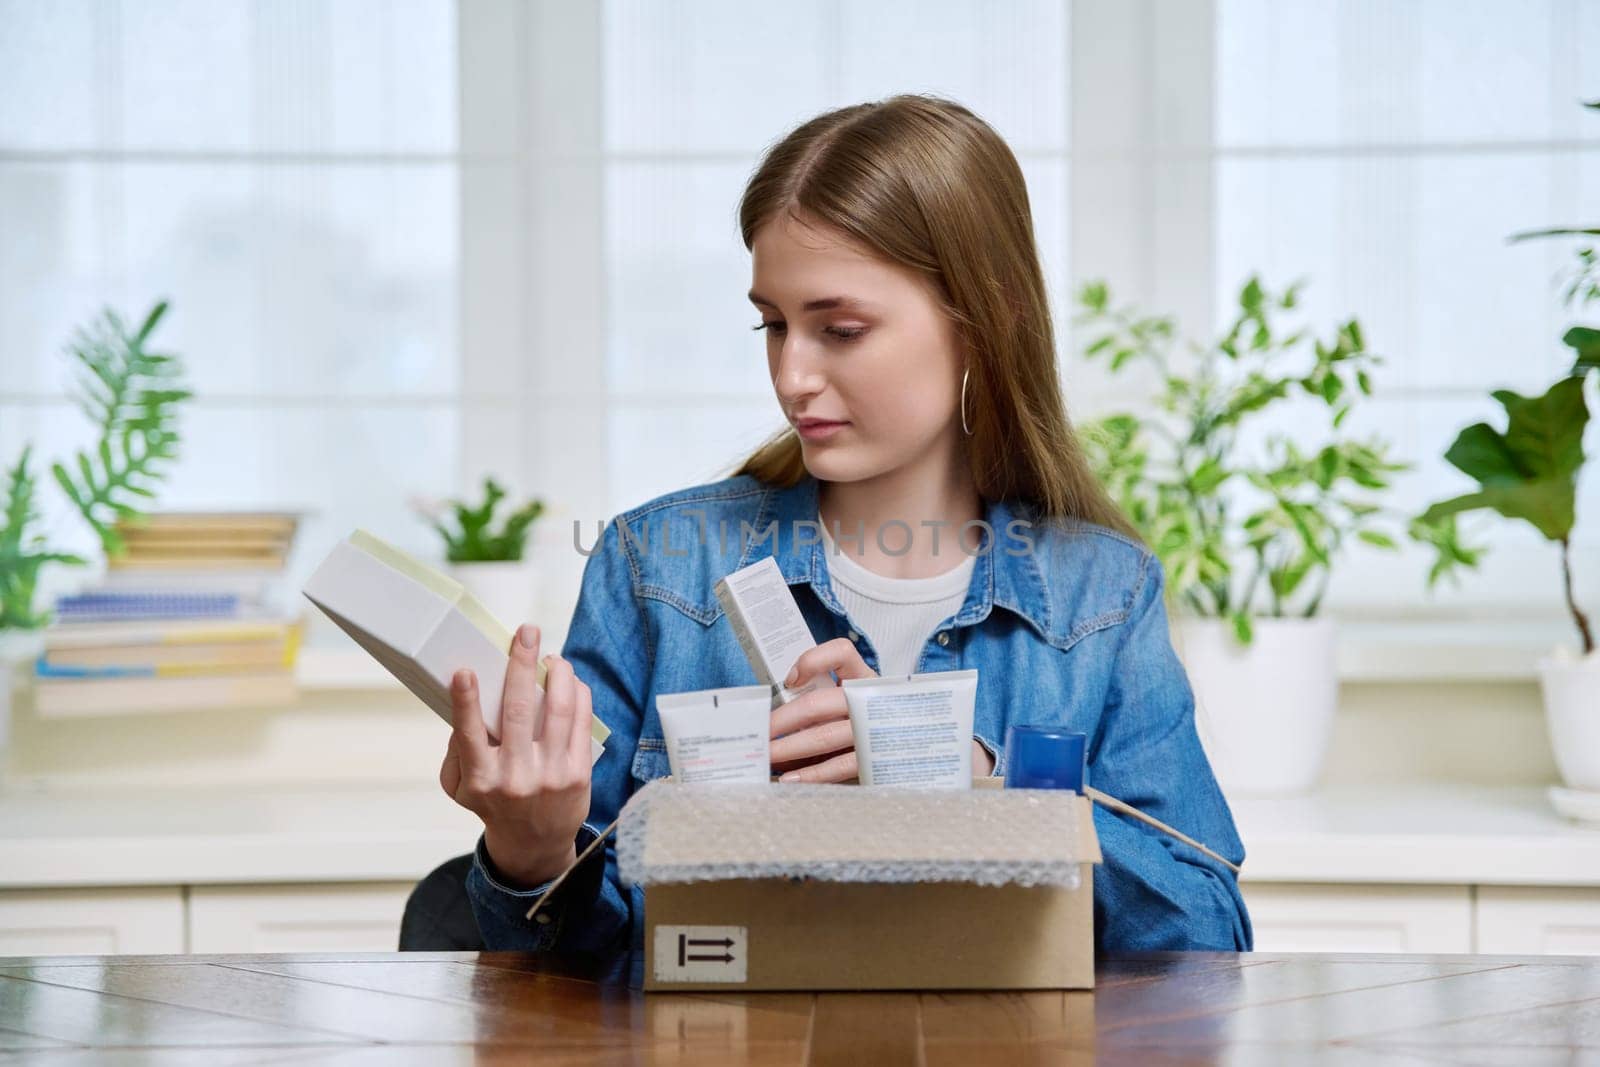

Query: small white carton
<box><xmin>713</xmin><ymin>556</ymin><xmax>820</xmax><ymax>705</ymax></box>
<box><xmin>302</xmin><ymin>530</ymin><xmax>608</xmax><ymax>760</ymax></box>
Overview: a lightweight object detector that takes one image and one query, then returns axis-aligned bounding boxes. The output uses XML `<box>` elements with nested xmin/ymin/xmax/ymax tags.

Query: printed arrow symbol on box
<box><xmin>687</xmin><ymin>938</ymin><xmax>734</xmax><ymax>949</ymax></box>
<box><xmin>687</xmin><ymin>953</ymin><xmax>735</xmax><ymax>963</ymax></box>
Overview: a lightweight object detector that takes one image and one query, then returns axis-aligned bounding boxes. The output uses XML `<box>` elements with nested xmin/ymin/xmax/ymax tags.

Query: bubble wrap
<box><xmin>616</xmin><ymin>780</ymin><xmax>1088</xmax><ymax>890</ymax></box>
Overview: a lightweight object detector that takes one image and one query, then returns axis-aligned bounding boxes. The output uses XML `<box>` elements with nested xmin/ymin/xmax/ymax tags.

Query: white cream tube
<box><xmin>842</xmin><ymin>669</ymin><xmax>978</xmax><ymax>789</ymax></box>
<box><xmin>657</xmin><ymin>684</ymin><xmax>774</xmax><ymax>785</ymax></box>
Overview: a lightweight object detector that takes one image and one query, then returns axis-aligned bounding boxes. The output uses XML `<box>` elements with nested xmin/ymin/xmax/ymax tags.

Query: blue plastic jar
<box><xmin>1002</xmin><ymin>725</ymin><xmax>1087</xmax><ymax>792</ymax></box>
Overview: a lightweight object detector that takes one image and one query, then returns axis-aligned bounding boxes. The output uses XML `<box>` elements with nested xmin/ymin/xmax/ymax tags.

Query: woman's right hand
<box><xmin>439</xmin><ymin>624</ymin><xmax>595</xmax><ymax>889</ymax></box>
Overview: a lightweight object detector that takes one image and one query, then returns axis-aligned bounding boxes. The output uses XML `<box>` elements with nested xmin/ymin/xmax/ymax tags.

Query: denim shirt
<box><xmin>465</xmin><ymin>473</ymin><xmax>1253</xmax><ymax>969</ymax></box>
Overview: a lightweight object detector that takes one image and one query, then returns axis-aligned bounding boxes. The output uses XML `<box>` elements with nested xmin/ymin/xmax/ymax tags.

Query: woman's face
<box><xmin>749</xmin><ymin>211</ymin><xmax>966</xmax><ymax>486</ymax></box>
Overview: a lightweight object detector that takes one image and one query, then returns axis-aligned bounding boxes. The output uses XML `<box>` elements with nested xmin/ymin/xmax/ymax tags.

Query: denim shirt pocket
<box><xmin>630</xmin><ymin>735</ymin><xmax>672</xmax><ymax>786</ymax></box>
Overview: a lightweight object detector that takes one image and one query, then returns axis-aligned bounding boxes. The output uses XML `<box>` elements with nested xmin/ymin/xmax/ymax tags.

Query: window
<box><xmin>3</xmin><ymin>0</ymin><xmax>1593</xmax><ymax>637</ymax></box>
<box><xmin>1213</xmin><ymin>0</ymin><xmax>1600</xmax><ymax>616</ymax></box>
<box><xmin>0</xmin><ymin>0</ymin><xmax>462</xmax><ymax>603</ymax></box>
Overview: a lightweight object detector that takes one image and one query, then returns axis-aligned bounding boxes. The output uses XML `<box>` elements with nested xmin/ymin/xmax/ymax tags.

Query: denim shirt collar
<box><xmin>735</xmin><ymin>474</ymin><xmax>1055</xmax><ymax>642</ymax></box>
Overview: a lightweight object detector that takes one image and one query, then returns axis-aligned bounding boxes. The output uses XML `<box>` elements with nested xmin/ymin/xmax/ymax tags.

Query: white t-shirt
<box><xmin>818</xmin><ymin>518</ymin><xmax>976</xmax><ymax>677</ymax></box>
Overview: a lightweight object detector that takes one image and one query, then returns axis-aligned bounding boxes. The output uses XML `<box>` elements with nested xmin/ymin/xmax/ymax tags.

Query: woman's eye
<box><xmin>750</xmin><ymin>322</ymin><xmax>866</xmax><ymax>342</ymax></box>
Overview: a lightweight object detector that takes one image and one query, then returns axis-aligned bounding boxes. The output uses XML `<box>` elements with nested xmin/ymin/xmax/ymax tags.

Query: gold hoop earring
<box><xmin>960</xmin><ymin>367</ymin><xmax>974</xmax><ymax>437</ymax></box>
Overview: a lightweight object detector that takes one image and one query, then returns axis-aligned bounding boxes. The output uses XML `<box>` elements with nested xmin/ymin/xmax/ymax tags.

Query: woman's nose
<box><xmin>772</xmin><ymin>340</ymin><xmax>825</xmax><ymax>405</ymax></box>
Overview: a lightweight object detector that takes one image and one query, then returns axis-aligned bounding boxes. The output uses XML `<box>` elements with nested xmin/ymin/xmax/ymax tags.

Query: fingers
<box><xmin>779</xmin><ymin>748</ymin><xmax>858</xmax><ymax>784</ymax></box>
<box><xmin>769</xmin><ymin>717</ymin><xmax>855</xmax><ymax>765</ymax></box>
<box><xmin>439</xmin><ymin>731</ymin><xmax>462</xmax><ymax>798</ymax></box>
<box><xmin>450</xmin><ymin>669</ymin><xmax>493</xmax><ymax>770</ymax></box>
<box><xmin>499</xmin><ymin>624</ymin><xmax>544</xmax><ymax>748</ymax></box>
<box><xmin>539</xmin><ymin>653</ymin><xmax>577</xmax><ymax>757</ymax></box>
<box><xmin>972</xmin><ymin>738</ymin><xmax>997</xmax><ymax>777</ymax></box>
<box><xmin>769</xmin><ymin>685</ymin><xmax>848</xmax><ymax>740</ymax></box>
<box><xmin>567</xmin><ymin>673</ymin><xmax>595</xmax><ymax>766</ymax></box>
<box><xmin>784</xmin><ymin>637</ymin><xmax>876</xmax><ymax>688</ymax></box>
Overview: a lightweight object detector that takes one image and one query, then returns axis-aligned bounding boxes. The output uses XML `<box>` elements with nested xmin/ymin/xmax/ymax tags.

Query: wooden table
<box><xmin>3</xmin><ymin>950</ymin><xmax>1598</xmax><ymax>1063</ymax></box>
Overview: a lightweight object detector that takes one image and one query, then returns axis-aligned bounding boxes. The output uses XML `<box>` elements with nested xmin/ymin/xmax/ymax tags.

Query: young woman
<box><xmin>439</xmin><ymin>95</ymin><xmax>1252</xmax><ymax>966</ymax></box>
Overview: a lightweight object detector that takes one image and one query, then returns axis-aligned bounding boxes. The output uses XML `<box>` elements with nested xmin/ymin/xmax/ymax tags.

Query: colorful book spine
<box><xmin>34</xmin><ymin>658</ymin><xmax>292</xmax><ymax>680</ymax></box>
<box><xmin>53</xmin><ymin>592</ymin><xmax>241</xmax><ymax>622</ymax></box>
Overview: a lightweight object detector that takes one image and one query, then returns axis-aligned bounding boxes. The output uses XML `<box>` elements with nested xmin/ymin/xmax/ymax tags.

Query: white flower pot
<box><xmin>1177</xmin><ymin>617</ymin><xmax>1338</xmax><ymax>795</ymax></box>
<box><xmin>1540</xmin><ymin>649</ymin><xmax>1600</xmax><ymax>791</ymax></box>
<box><xmin>448</xmin><ymin>559</ymin><xmax>543</xmax><ymax>633</ymax></box>
<box><xmin>0</xmin><ymin>631</ymin><xmax>46</xmax><ymax>781</ymax></box>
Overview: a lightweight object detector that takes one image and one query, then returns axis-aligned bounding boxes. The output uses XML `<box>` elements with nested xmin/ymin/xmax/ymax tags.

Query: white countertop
<box><xmin>0</xmin><ymin>781</ymin><xmax>483</xmax><ymax>889</ymax></box>
<box><xmin>1232</xmin><ymin>784</ymin><xmax>1600</xmax><ymax>886</ymax></box>
<box><xmin>0</xmin><ymin>781</ymin><xmax>1595</xmax><ymax>890</ymax></box>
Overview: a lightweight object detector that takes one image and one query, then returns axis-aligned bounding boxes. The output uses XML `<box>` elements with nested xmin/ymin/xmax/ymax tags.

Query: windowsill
<box><xmin>1334</xmin><ymin>619</ymin><xmax>1574</xmax><ymax>684</ymax></box>
<box><xmin>294</xmin><ymin>619</ymin><xmax>1576</xmax><ymax>692</ymax></box>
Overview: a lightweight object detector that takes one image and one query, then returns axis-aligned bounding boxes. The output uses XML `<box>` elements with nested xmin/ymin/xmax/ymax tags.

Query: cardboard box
<box><xmin>622</xmin><ymin>779</ymin><xmax>1101</xmax><ymax>992</ymax></box>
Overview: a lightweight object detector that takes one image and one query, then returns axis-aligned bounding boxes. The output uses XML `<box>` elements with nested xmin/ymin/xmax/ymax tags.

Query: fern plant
<box><xmin>424</xmin><ymin>478</ymin><xmax>546</xmax><ymax>563</ymax></box>
<box><xmin>51</xmin><ymin>301</ymin><xmax>191</xmax><ymax>557</ymax></box>
<box><xmin>0</xmin><ymin>447</ymin><xmax>86</xmax><ymax>631</ymax></box>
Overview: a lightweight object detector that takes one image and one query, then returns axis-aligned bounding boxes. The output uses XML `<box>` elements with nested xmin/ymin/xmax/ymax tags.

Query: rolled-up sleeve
<box><xmin>1088</xmin><ymin>553</ymin><xmax>1253</xmax><ymax>952</ymax></box>
<box><xmin>465</xmin><ymin>823</ymin><xmax>609</xmax><ymax>950</ymax></box>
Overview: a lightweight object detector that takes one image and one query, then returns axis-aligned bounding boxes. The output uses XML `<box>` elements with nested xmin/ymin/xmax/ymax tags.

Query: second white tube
<box><xmin>842</xmin><ymin>669</ymin><xmax>978</xmax><ymax>789</ymax></box>
<box><xmin>657</xmin><ymin>684</ymin><xmax>774</xmax><ymax>785</ymax></box>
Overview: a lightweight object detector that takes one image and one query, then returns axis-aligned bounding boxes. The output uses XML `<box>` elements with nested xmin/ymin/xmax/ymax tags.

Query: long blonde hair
<box><xmin>732</xmin><ymin>94</ymin><xmax>1135</xmax><ymax>538</ymax></box>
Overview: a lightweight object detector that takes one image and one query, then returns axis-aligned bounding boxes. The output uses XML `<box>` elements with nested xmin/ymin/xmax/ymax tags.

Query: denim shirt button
<box><xmin>534</xmin><ymin>913</ymin><xmax>552</xmax><ymax>926</ymax></box>
<box><xmin>936</xmin><ymin>631</ymin><xmax>950</xmax><ymax>647</ymax></box>
<box><xmin>847</xmin><ymin>630</ymin><xmax>860</xmax><ymax>643</ymax></box>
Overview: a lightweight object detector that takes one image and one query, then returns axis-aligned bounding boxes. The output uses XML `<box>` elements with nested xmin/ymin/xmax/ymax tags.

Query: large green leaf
<box><xmin>1565</xmin><ymin>326</ymin><xmax>1600</xmax><ymax>374</ymax></box>
<box><xmin>1443</xmin><ymin>422</ymin><xmax>1526</xmax><ymax>485</ymax></box>
<box><xmin>1426</xmin><ymin>377</ymin><xmax>1588</xmax><ymax>542</ymax></box>
<box><xmin>1494</xmin><ymin>379</ymin><xmax>1587</xmax><ymax>481</ymax></box>
<box><xmin>1421</xmin><ymin>481</ymin><xmax>1577</xmax><ymax>542</ymax></box>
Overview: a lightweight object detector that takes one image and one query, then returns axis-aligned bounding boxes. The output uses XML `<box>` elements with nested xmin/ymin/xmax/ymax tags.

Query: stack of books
<box><xmin>34</xmin><ymin>513</ymin><xmax>304</xmax><ymax>718</ymax></box>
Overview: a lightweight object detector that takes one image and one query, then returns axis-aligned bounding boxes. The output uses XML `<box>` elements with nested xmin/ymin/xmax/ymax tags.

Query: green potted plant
<box><xmin>0</xmin><ymin>301</ymin><xmax>189</xmax><ymax>764</ymax></box>
<box><xmin>414</xmin><ymin>477</ymin><xmax>547</xmax><ymax>627</ymax></box>
<box><xmin>1079</xmin><ymin>277</ymin><xmax>1411</xmax><ymax>793</ymax></box>
<box><xmin>0</xmin><ymin>447</ymin><xmax>86</xmax><ymax>752</ymax></box>
<box><xmin>1417</xmin><ymin>104</ymin><xmax>1598</xmax><ymax>802</ymax></box>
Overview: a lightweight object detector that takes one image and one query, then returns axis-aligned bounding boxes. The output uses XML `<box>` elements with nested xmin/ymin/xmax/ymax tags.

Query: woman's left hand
<box><xmin>768</xmin><ymin>637</ymin><xmax>997</xmax><ymax>782</ymax></box>
<box><xmin>768</xmin><ymin>638</ymin><xmax>873</xmax><ymax>783</ymax></box>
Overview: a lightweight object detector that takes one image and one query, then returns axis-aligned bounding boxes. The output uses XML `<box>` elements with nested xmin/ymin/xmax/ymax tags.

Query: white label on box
<box><xmin>653</xmin><ymin>925</ymin><xmax>748</xmax><ymax>984</ymax></box>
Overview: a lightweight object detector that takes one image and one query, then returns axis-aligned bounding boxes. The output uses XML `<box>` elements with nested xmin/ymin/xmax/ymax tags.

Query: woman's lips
<box><xmin>795</xmin><ymin>418</ymin><xmax>849</xmax><ymax>442</ymax></box>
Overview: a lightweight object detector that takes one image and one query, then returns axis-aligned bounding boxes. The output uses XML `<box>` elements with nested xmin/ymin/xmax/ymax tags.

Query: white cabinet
<box><xmin>0</xmin><ymin>888</ymin><xmax>185</xmax><ymax>956</ymax></box>
<box><xmin>1476</xmin><ymin>886</ymin><xmax>1600</xmax><ymax>955</ymax></box>
<box><xmin>186</xmin><ymin>883</ymin><xmax>415</xmax><ymax>954</ymax></box>
<box><xmin>1243</xmin><ymin>883</ymin><xmax>1475</xmax><ymax>953</ymax></box>
<box><xmin>0</xmin><ymin>884</ymin><xmax>415</xmax><ymax>957</ymax></box>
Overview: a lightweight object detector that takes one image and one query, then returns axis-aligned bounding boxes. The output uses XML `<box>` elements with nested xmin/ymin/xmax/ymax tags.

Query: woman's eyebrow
<box><xmin>747</xmin><ymin>291</ymin><xmax>872</xmax><ymax>312</ymax></box>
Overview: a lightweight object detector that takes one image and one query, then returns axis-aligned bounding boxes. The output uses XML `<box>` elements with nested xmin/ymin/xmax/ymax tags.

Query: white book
<box><xmin>302</xmin><ymin>530</ymin><xmax>608</xmax><ymax>763</ymax></box>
